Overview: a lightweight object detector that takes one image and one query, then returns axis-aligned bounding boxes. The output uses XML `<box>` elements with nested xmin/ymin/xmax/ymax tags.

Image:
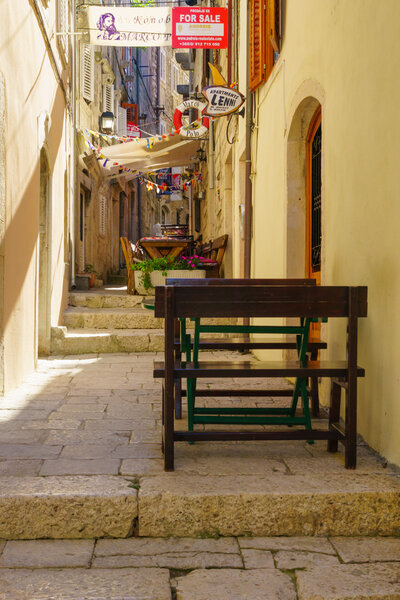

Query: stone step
<box><xmin>1</xmin><ymin>471</ymin><xmax>399</xmax><ymax>541</ymax></box>
<box><xmin>51</xmin><ymin>327</ymin><xmax>164</xmax><ymax>354</ymax></box>
<box><xmin>0</xmin><ymin>476</ymin><xmax>137</xmax><ymax>539</ymax></box>
<box><xmin>63</xmin><ymin>307</ymin><xmax>163</xmax><ymax>330</ymax></box>
<box><xmin>69</xmin><ymin>292</ymin><xmax>144</xmax><ymax>309</ymax></box>
<box><xmin>138</xmin><ymin>471</ymin><xmax>400</xmax><ymax>538</ymax></box>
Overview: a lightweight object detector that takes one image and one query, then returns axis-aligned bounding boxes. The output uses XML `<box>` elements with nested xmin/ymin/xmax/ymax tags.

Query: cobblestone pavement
<box><xmin>0</xmin><ymin>353</ymin><xmax>399</xmax><ymax>598</ymax></box>
<box><xmin>0</xmin><ymin>535</ymin><xmax>399</xmax><ymax>599</ymax></box>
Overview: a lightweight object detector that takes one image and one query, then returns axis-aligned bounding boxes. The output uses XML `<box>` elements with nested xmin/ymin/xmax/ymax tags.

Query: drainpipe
<box><xmin>244</xmin><ymin>3</ymin><xmax>252</xmax><ymax>279</ymax></box>
<box><xmin>136</xmin><ymin>48</ymin><xmax>142</xmax><ymax>239</ymax></box>
<box><xmin>70</xmin><ymin>0</ymin><xmax>77</xmax><ymax>288</ymax></box>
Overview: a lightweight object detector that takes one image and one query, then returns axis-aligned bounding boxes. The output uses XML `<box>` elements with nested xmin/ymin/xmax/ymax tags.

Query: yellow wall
<box><xmin>1</xmin><ymin>3</ymin><xmax>70</xmax><ymax>391</ymax></box>
<box><xmin>235</xmin><ymin>0</ymin><xmax>400</xmax><ymax>465</ymax></box>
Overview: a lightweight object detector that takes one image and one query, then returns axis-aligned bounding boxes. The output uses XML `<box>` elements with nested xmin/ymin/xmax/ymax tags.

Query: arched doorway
<box><xmin>286</xmin><ymin>96</ymin><xmax>323</xmax><ymax>281</ymax></box>
<box><xmin>306</xmin><ymin>107</ymin><xmax>322</xmax><ymax>284</ymax></box>
<box><xmin>38</xmin><ymin>148</ymin><xmax>51</xmax><ymax>355</ymax></box>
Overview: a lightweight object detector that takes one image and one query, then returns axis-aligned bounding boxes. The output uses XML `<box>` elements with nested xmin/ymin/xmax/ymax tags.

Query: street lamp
<box><xmin>100</xmin><ymin>111</ymin><xmax>115</xmax><ymax>133</ymax></box>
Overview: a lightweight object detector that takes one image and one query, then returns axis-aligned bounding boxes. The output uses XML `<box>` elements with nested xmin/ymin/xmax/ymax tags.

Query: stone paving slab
<box><xmin>0</xmin><ymin>476</ymin><xmax>137</xmax><ymax>539</ymax></box>
<box><xmin>329</xmin><ymin>536</ymin><xmax>400</xmax><ymax>563</ymax></box>
<box><xmin>0</xmin><ymin>540</ymin><xmax>94</xmax><ymax>568</ymax></box>
<box><xmin>175</xmin><ymin>568</ymin><xmax>297</xmax><ymax>600</ymax></box>
<box><xmin>0</xmin><ymin>567</ymin><xmax>171</xmax><ymax>600</ymax></box>
<box><xmin>296</xmin><ymin>562</ymin><xmax>400</xmax><ymax>599</ymax></box>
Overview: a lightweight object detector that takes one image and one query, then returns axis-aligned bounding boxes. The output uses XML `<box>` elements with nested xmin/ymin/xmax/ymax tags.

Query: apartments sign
<box><xmin>172</xmin><ymin>7</ymin><xmax>228</xmax><ymax>49</ymax></box>
<box><xmin>202</xmin><ymin>86</ymin><xmax>245</xmax><ymax>117</ymax></box>
<box><xmin>87</xmin><ymin>6</ymin><xmax>172</xmax><ymax>47</ymax></box>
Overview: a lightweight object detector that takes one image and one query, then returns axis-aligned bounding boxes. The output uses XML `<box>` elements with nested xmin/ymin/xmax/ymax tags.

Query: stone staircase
<box><xmin>51</xmin><ymin>289</ymin><xmax>165</xmax><ymax>354</ymax></box>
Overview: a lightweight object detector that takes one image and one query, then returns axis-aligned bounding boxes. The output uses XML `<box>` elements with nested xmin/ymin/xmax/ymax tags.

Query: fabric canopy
<box><xmin>98</xmin><ymin>135</ymin><xmax>202</xmax><ymax>176</ymax></box>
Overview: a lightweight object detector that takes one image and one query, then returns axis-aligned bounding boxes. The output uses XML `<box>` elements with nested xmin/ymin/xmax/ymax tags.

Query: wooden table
<box><xmin>139</xmin><ymin>237</ymin><xmax>192</xmax><ymax>260</ymax></box>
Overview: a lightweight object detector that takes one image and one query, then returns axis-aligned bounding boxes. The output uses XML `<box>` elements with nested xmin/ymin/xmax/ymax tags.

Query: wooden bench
<box><xmin>153</xmin><ymin>283</ymin><xmax>367</xmax><ymax>471</ymax></box>
<box><xmin>198</xmin><ymin>234</ymin><xmax>228</xmax><ymax>277</ymax></box>
<box><xmin>162</xmin><ymin>278</ymin><xmax>325</xmax><ymax>419</ymax></box>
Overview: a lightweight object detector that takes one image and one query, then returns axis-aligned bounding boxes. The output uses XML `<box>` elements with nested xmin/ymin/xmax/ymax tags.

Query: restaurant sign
<box><xmin>87</xmin><ymin>6</ymin><xmax>172</xmax><ymax>47</ymax></box>
<box><xmin>202</xmin><ymin>86</ymin><xmax>245</xmax><ymax>117</ymax></box>
<box><xmin>172</xmin><ymin>7</ymin><xmax>228</xmax><ymax>49</ymax></box>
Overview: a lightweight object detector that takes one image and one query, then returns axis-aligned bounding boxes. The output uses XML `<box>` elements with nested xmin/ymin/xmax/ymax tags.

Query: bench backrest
<box><xmin>155</xmin><ymin>285</ymin><xmax>368</xmax><ymax>319</ymax></box>
<box><xmin>165</xmin><ymin>278</ymin><xmax>316</xmax><ymax>287</ymax></box>
<box><xmin>120</xmin><ymin>236</ymin><xmax>133</xmax><ymax>270</ymax></box>
<box><xmin>201</xmin><ymin>234</ymin><xmax>228</xmax><ymax>264</ymax></box>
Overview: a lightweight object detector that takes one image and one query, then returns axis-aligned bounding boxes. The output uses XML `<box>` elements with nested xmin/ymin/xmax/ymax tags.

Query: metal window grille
<box><xmin>311</xmin><ymin>124</ymin><xmax>321</xmax><ymax>271</ymax></box>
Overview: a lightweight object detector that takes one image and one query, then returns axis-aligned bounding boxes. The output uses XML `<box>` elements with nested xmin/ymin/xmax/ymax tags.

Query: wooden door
<box><xmin>306</xmin><ymin>107</ymin><xmax>322</xmax><ymax>336</ymax></box>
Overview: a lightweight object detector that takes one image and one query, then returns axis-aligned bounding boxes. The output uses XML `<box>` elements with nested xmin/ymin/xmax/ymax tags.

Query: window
<box><xmin>81</xmin><ymin>43</ymin><xmax>94</xmax><ymax>103</ymax></box>
<box><xmin>57</xmin><ymin>0</ymin><xmax>68</xmax><ymax>60</ymax></box>
<box><xmin>102</xmin><ymin>84</ymin><xmax>114</xmax><ymax>112</ymax></box>
<box><xmin>122</xmin><ymin>103</ymin><xmax>138</xmax><ymax>124</ymax></box>
<box><xmin>160</xmin><ymin>49</ymin><xmax>166</xmax><ymax>83</ymax></box>
<box><xmin>172</xmin><ymin>64</ymin><xmax>179</xmax><ymax>93</ymax></box>
<box><xmin>249</xmin><ymin>0</ymin><xmax>280</xmax><ymax>92</ymax></box>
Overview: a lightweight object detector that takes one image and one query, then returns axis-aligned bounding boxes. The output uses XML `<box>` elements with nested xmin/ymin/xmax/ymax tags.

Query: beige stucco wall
<box><xmin>1</xmin><ymin>2</ymin><xmax>70</xmax><ymax>391</ymax></box>
<box><xmin>236</xmin><ymin>0</ymin><xmax>400</xmax><ymax>465</ymax></box>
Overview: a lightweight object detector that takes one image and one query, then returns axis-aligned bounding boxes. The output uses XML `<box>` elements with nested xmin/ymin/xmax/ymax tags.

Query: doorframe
<box><xmin>38</xmin><ymin>146</ymin><xmax>52</xmax><ymax>356</ymax></box>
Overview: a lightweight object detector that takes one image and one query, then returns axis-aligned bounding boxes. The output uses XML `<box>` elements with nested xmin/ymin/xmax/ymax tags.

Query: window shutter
<box><xmin>57</xmin><ymin>0</ymin><xmax>68</xmax><ymax>57</ymax></box>
<box><xmin>116</xmin><ymin>106</ymin><xmax>127</xmax><ymax>137</ymax></box>
<box><xmin>99</xmin><ymin>195</ymin><xmax>107</xmax><ymax>237</ymax></box>
<box><xmin>269</xmin><ymin>0</ymin><xmax>280</xmax><ymax>53</ymax></box>
<box><xmin>103</xmin><ymin>84</ymin><xmax>114</xmax><ymax>112</ymax></box>
<box><xmin>81</xmin><ymin>43</ymin><xmax>94</xmax><ymax>102</ymax></box>
<box><xmin>122</xmin><ymin>103</ymin><xmax>139</xmax><ymax>124</ymax></box>
<box><xmin>249</xmin><ymin>0</ymin><xmax>266</xmax><ymax>91</ymax></box>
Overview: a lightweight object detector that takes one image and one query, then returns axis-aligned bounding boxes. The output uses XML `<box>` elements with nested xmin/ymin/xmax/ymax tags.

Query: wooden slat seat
<box><xmin>154</xmin><ymin>360</ymin><xmax>365</xmax><ymax>379</ymax></box>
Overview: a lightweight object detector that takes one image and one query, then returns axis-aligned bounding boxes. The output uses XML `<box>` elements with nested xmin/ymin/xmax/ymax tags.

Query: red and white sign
<box><xmin>172</xmin><ymin>7</ymin><xmax>228</xmax><ymax>49</ymax></box>
<box><xmin>127</xmin><ymin>122</ymin><xmax>141</xmax><ymax>139</ymax></box>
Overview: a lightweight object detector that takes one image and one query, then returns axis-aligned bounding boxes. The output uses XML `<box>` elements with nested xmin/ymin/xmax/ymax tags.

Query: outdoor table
<box><xmin>139</xmin><ymin>237</ymin><xmax>192</xmax><ymax>260</ymax></box>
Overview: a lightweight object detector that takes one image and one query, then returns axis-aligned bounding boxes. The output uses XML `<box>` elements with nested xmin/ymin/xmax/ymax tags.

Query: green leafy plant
<box><xmin>130</xmin><ymin>255</ymin><xmax>205</xmax><ymax>291</ymax></box>
<box><xmin>85</xmin><ymin>264</ymin><xmax>99</xmax><ymax>277</ymax></box>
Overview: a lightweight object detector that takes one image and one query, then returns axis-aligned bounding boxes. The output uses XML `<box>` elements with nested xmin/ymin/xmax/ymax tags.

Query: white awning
<box><xmin>97</xmin><ymin>135</ymin><xmax>201</xmax><ymax>177</ymax></box>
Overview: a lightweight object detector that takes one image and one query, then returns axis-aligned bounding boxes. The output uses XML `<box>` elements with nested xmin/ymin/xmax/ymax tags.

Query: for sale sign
<box><xmin>172</xmin><ymin>7</ymin><xmax>228</xmax><ymax>49</ymax></box>
<box><xmin>127</xmin><ymin>123</ymin><xmax>141</xmax><ymax>139</ymax></box>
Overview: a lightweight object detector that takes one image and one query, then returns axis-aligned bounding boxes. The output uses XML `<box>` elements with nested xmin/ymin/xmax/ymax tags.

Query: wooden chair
<box><xmin>154</xmin><ymin>284</ymin><xmax>367</xmax><ymax>471</ymax></box>
<box><xmin>198</xmin><ymin>234</ymin><xmax>228</xmax><ymax>277</ymax></box>
<box><xmin>120</xmin><ymin>237</ymin><xmax>135</xmax><ymax>295</ymax></box>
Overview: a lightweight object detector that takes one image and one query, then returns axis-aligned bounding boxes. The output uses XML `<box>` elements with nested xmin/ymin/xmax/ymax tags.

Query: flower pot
<box><xmin>134</xmin><ymin>269</ymin><xmax>206</xmax><ymax>295</ymax></box>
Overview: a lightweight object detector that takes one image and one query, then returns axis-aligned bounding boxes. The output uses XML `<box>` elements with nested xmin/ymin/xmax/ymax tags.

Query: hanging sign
<box><xmin>127</xmin><ymin>123</ymin><xmax>141</xmax><ymax>139</ymax></box>
<box><xmin>87</xmin><ymin>6</ymin><xmax>172</xmax><ymax>47</ymax></box>
<box><xmin>173</xmin><ymin>99</ymin><xmax>210</xmax><ymax>138</ymax></box>
<box><xmin>172</xmin><ymin>7</ymin><xmax>228</xmax><ymax>49</ymax></box>
<box><xmin>202</xmin><ymin>85</ymin><xmax>245</xmax><ymax>117</ymax></box>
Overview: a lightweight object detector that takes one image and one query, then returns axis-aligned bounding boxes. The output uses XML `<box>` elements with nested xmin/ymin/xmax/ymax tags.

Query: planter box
<box><xmin>134</xmin><ymin>270</ymin><xmax>206</xmax><ymax>296</ymax></box>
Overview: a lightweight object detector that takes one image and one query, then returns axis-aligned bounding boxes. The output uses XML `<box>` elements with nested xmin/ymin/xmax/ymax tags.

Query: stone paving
<box><xmin>0</xmin><ymin>536</ymin><xmax>399</xmax><ymax>598</ymax></box>
<box><xmin>0</xmin><ymin>351</ymin><xmax>400</xmax><ymax>597</ymax></box>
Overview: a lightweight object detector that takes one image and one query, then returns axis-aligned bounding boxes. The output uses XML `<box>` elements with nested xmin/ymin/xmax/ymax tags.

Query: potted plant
<box><xmin>131</xmin><ymin>255</ymin><xmax>206</xmax><ymax>295</ymax></box>
<box><xmin>84</xmin><ymin>264</ymin><xmax>99</xmax><ymax>288</ymax></box>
